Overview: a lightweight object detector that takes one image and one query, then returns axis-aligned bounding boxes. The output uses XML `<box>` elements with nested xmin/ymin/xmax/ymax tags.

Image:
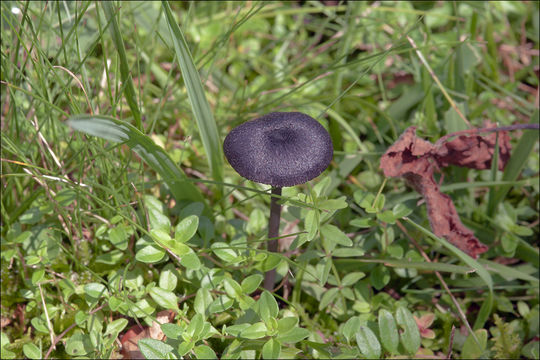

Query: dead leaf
<box><xmin>120</xmin><ymin>310</ymin><xmax>175</xmax><ymax>359</ymax></box>
<box><xmin>380</xmin><ymin>124</ymin><xmax>511</xmax><ymax>258</ymax></box>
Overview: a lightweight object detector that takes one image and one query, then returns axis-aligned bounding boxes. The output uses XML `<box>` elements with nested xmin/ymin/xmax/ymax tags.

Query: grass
<box><xmin>1</xmin><ymin>1</ymin><xmax>539</xmax><ymax>359</ymax></box>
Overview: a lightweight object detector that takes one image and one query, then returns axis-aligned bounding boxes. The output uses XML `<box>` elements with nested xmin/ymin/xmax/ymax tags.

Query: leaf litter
<box><xmin>380</xmin><ymin>122</ymin><xmax>513</xmax><ymax>258</ymax></box>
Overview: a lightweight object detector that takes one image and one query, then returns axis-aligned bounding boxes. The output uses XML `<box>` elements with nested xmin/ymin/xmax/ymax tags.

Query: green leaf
<box><xmin>194</xmin><ymin>288</ymin><xmax>213</xmax><ymax>317</ymax></box>
<box><xmin>462</xmin><ymin>329</ymin><xmax>488</xmax><ymax>359</ymax></box>
<box><xmin>211</xmin><ymin>242</ymin><xmax>240</xmax><ymax>263</ymax></box>
<box><xmin>241</xmin><ymin>274</ymin><xmax>263</xmax><ymax>294</ymax></box>
<box><xmin>320</xmin><ymin>224</ymin><xmax>353</xmax><ymax>247</ymax></box>
<box><xmin>262</xmin><ymin>339</ymin><xmax>281</xmax><ymax>359</ymax></box>
<box><xmin>194</xmin><ymin>345</ymin><xmax>217</xmax><ymax>359</ymax></box>
<box><xmin>105</xmin><ymin>318</ymin><xmax>129</xmax><ymax>336</ymax></box>
<box><xmin>258</xmin><ymin>291</ymin><xmax>279</xmax><ymax>323</ymax></box>
<box><xmin>185</xmin><ymin>313</ymin><xmax>204</xmax><ymax>340</ymax></box>
<box><xmin>180</xmin><ymin>252</ymin><xmax>201</xmax><ymax>270</ymax></box>
<box><xmin>208</xmin><ymin>295</ymin><xmax>234</xmax><ymax>314</ymax></box>
<box><xmin>240</xmin><ymin>322</ymin><xmax>267</xmax><ymax>339</ymax></box>
<box><xmin>356</xmin><ymin>326</ymin><xmax>381</xmax><ymax>359</ymax></box>
<box><xmin>175</xmin><ymin>215</ymin><xmax>199</xmax><ymax>243</ymax></box>
<box><xmin>149</xmin><ymin>287</ymin><xmax>179</xmax><ymax>312</ymax></box>
<box><xmin>378</xmin><ymin>309</ymin><xmax>399</xmax><ymax>354</ymax></box>
<box><xmin>342</xmin><ymin>272</ymin><xmax>365</xmax><ymax>286</ymax></box>
<box><xmin>66</xmin><ymin>115</ymin><xmax>205</xmax><ymax>204</ymax></box>
<box><xmin>342</xmin><ymin>316</ymin><xmax>362</xmax><ymax>343</ymax></box>
<box><xmin>145</xmin><ymin>196</ymin><xmax>171</xmax><ymax>232</ymax></box>
<box><xmin>162</xmin><ymin>1</ymin><xmax>223</xmax><ymax>184</ymax></box>
<box><xmin>138</xmin><ymin>338</ymin><xmax>174</xmax><ymax>359</ymax></box>
<box><xmin>395</xmin><ymin>306</ymin><xmax>421</xmax><ymax>356</ymax></box>
<box><xmin>136</xmin><ymin>244</ymin><xmax>166</xmax><ymax>263</ymax></box>
<box><xmin>161</xmin><ymin>323</ymin><xmax>184</xmax><ymax>340</ymax></box>
<box><xmin>319</xmin><ymin>287</ymin><xmax>339</xmax><ymax>310</ymax></box>
<box><xmin>376</xmin><ymin>210</ymin><xmax>396</xmax><ymax>224</ymax></box>
<box><xmin>31</xmin><ymin>269</ymin><xmax>45</xmax><ymax>285</ymax></box>
<box><xmin>159</xmin><ymin>265</ymin><xmax>178</xmax><ymax>292</ymax></box>
<box><xmin>277</xmin><ymin>327</ymin><xmax>310</xmax><ymax>344</ymax></box>
<box><xmin>370</xmin><ymin>265</ymin><xmax>390</xmax><ymax>290</ymax></box>
<box><xmin>65</xmin><ymin>333</ymin><xmax>93</xmax><ymax>356</ymax></box>
<box><xmin>108</xmin><ymin>225</ymin><xmax>130</xmax><ymax>250</ymax></box>
<box><xmin>304</xmin><ymin>209</ymin><xmax>319</xmax><ymax>241</ymax></box>
<box><xmin>277</xmin><ymin>317</ymin><xmax>299</xmax><ymax>333</ymax></box>
<box><xmin>23</xmin><ymin>343</ymin><xmax>41</xmax><ymax>359</ymax></box>
<box><xmin>318</xmin><ymin>196</ymin><xmax>348</xmax><ymax>210</ymax></box>
<box><xmin>223</xmin><ymin>278</ymin><xmax>244</xmax><ymax>300</ymax></box>
<box><xmin>392</xmin><ymin>203</ymin><xmax>413</xmax><ymax>218</ymax></box>
<box><xmin>84</xmin><ymin>283</ymin><xmax>108</xmax><ymax>299</ymax></box>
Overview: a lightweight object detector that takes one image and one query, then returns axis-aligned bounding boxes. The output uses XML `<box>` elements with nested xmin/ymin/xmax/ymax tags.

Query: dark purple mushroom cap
<box><xmin>223</xmin><ymin>112</ymin><xmax>333</xmax><ymax>187</ymax></box>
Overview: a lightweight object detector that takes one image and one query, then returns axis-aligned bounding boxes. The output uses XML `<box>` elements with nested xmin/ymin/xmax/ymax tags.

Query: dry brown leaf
<box><xmin>380</xmin><ymin>124</ymin><xmax>511</xmax><ymax>258</ymax></box>
<box><xmin>120</xmin><ymin>310</ymin><xmax>175</xmax><ymax>359</ymax></box>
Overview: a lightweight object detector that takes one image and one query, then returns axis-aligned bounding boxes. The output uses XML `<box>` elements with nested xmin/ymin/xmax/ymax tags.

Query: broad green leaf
<box><xmin>138</xmin><ymin>338</ymin><xmax>174</xmax><ymax>359</ymax></box>
<box><xmin>105</xmin><ymin>318</ymin><xmax>129</xmax><ymax>336</ymax></box>
<box><xmin>108</xmin><ymin>225</ymin><xmax>130</xmax><ymax>250</ymax></box>
<box><xmin>224</xmin><ymin>278</ymin><xmax>244</xmax><ymax>300</ymax></box>
<box><xmin>342</xmin><ymin>316</ymin><xmax>362</xmax><ymax>343</ymax></box>
<box><xmin>185</xmin><ymin>313</ymin><xmax>204</xmax><ymax>340</ymax></box>
<box><xmin>66</xmin><ymin>115</ymin><xmax>205</xmax><ymax>204</ymax></box>
<box><xmin>194</xmin><ymin>345</ymin><xmax>217</xmax><ymax>359</ymax></box>
<box><xmin>318</xmin><ymin>196</ymin><xmax>348</xmax><ymax>210</ymax></box>
<box><xmin>319</xmin><ymin>287</ymin><xmax>339</xmax><ymax>310</ymax></box>
<box><xmin>161</xmin><ymin>323</ymin><xmax>184</xmax><ymax>340</ymax></box>
<box><xmin>194</xmin><ymin>288</ymin><xmax>213</xmax><ymax>317</ymax></box>
<box><xmin>277</xmin><ymin>327</ymin><xmax>310</xmax><ymax>344</ymax></box>
<box><xmin>342</xmin><ymin>272</ymin><xmax>365</xmax><ymax>286</ymax></box>
<box><xmin>262</xmin><ymin>339</ymin><xmax>281</xmax><ymax>359</ymax></box>
<box><xmin>241</xmin><ymin>274</ymin><xmax>263</xmax><ymax>294</ymax></box>
<box><xmin>136</xmin><ymin>245</ymin><xmax>166</xmax><ymax>263</ymax></box>
<box><xmin>208</xmin><ymin>295</ymin><xmax>234</xmax><ymax>314</ymax></box>
<box><xmin>31</xmin><ymin>269</ymin><xmax>45</xmax><ymax>285</ymax></box>
<box><xmin>321</xmin><ymin>224</ymin><xmax>353</xmax><ymax>247</ymax></box>
<box><xmin>277</xmin><ymin>317</ymin><xmax>298</xmax><ymax>333</ymax></box>
<box><xmin>84</xmin><ymin>283</ymin><xmax>108</xmax><ymax>299</ymax></box>
<box><xmin>370</xmin><ymin>265</ymin><xmax>390</xmax><ymax>290</ymax></box>
<box><xmin>65</xmin><ymin>333</ymin><xmax>93</xmax><ymax>356</ymax></box>
<box><xmin>378</xmin><ymin>309</ymin><xmax>399</xmax><ymax>354</ymax></box>
<box><xmin>462</xmin><ymin>329</ymin><xmax>488</xmax><ymax>359</ymax></box>
<box><xmin>131</xmin><ymin>299</ymin><xmax>156</xmax><ymax>318</ymax></box>
<box><xmin>175</xmin><ymin>215</ymin><xmax>199</xmax><ymax>243</ymax></box>
<box><xmin>159</xmin><ymin>265</ymin><xmax>178</xmax><ymax>292</ymax></box>
<box><xmin>180</xmin><ymin>252</ymin><xmax>201</xmax><ymax>270</ymax></box>
<box><xmin>23</xmin><ymin>343</ymin><xmax>41</xmax><ymax>359</ymax></box>
<box><xmin>211</xmin><ymin>242</ymin><xmax>239</xmax><ymax>263</ymax></box>
<box><xmin>240</xmin><ymin>322</ymin><xmax>267</xmax><ymax>339</ymax></box>
<box><xmin>144</xmin><ymin>196</ymin><xmax>171</xmax><ymax>232</ymax></box>
<box><xmin>258</xmin><ymin>291</ymin><xmax>279</xmax><ymax>323</ymax></box>
<box><xmin>149</xmin><ymin>287</ymin><xmax>179</xmax><ymax>312</ymax></box>
<box><xmin>393</xmin><ymin>203</ymin><xmax>413</xmax><ymax>218</ymax></box>
<box><xmin>395</xmin><ymin>306</ymin><xmax>421</xmax><ymax>355</ymax></box>
<box><xmin>376</xmin><ymin>210</ymin><xmax>396</xmax><ymax>224</ymax></box>
<box><xmin>162</xmin><ymin>1</ymin><xmax>223</xmax><ymax>184</ymax></box>
<box><xmin>356</xmin><ymin>326</ymin><xmax>381</xmax><ymax>359</ymax></box>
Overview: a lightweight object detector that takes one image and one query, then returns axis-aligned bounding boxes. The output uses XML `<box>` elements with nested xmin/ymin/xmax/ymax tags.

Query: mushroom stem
<box><xmin>263</xmin><ymin>186</ymin><xmax>282</xmax><ymax>291</ymax></box>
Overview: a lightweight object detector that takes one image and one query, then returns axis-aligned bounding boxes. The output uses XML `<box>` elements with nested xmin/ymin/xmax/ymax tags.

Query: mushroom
<box><xmin>223</xmin><ymin>112</ymin><xmax>333</xmax><ymax>291</ymax></box>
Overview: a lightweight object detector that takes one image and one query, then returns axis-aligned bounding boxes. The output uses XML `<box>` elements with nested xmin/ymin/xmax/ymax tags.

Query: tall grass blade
<box><xmin>489</xmin><ymin>109</ymin><xmax>540</xmax><ymax>216</ymax></box>
<box><xmin>404</xmin><ymin>217</ymin><xmax>493</xmax><ymax>330</ymax></box>
<box><xmin>102</xmin><ymin>2</ymin><xmax>142</xmax><ymax>130</ymax></box>
<box><xmin>162</xmin><ymin>1</ymin><xmax>223</xmax><ymax>185</ymax></box>
<box><xmin>66</xmin><ymin>114</ymin><xmax>205</xmax><ymax>205</ymax></box>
